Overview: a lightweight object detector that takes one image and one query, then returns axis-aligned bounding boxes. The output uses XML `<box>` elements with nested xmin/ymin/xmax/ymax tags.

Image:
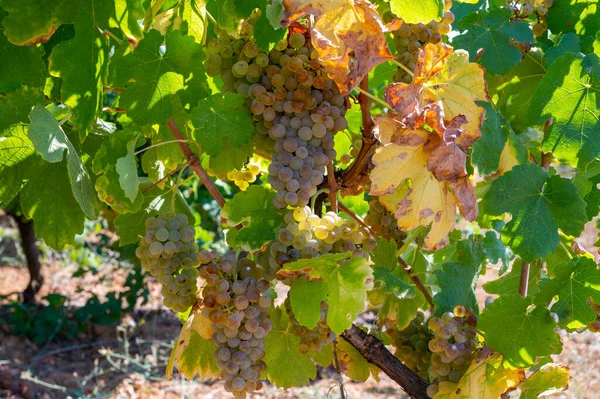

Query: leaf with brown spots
<box><xmin>281</xmin><ymin>0</ymin><xmax>400</xmax><ymax>95</ymax></box>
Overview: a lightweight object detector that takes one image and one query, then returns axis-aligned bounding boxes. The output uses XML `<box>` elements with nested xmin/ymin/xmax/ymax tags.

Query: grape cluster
<box><xmin>136</xmin><ymin>213</ymin><xmax>199</xmax><ymax>312</ymax></box>
<box><xmin>205</xmin><ymin>22</ymin><xmax>348</xmax><ymax>209</ymax></box>
<box><xmin>386</xmin><ymin>312</ymin><xmax>433</xmax><ymax>380</ymax></box>
<box><xmin>207</xmin><ymin>161</ymin><xmax>261</xmax><ymax>191</ymax></box>
<box><xmin>587</xmin><ymin>299</ymin><xmax>600</xmax><ymax>332</ymax></box>
<box><xmin>510</xmin><ymin>0</ymin><xmax>554</xmax><ymax>37</ymax></box>
<box><xmin>426</xmin><ymin>306</ymin><xmax>479</xmax><ymax>398</ymax></box>
<box><xmin>199</xmin><ymin>251</ymin><xmax>272</xmax><ymax>398</ymax></box>
<box><xmin>387</xmin><ymin>2</ymin><xmax>454</xmax><ymax>83</ymax></box>
<box><xmin>286</xmin><ymin>299</ymin><xmax>336</xmax><ymax>354</ymax></box>
<box><xmin>338</xmin><ymin>136</ymin><xmax>362</xmax><ymax>166</ymax></box>
<box><xmin>364</xmin><ymin>199</ymin><xmax>406</xmax><ymax>245</ymax></box>
<box><xmin>267</xmin><ymin>206</ymin><xmax>376</xmax><ymax>278</ymax></box>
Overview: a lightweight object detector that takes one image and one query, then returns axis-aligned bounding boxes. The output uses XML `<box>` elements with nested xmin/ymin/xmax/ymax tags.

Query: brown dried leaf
<box><xmin>282</xmin><ymin>0</ymin><xmax>400</xmax><ymax>95</ymax></box>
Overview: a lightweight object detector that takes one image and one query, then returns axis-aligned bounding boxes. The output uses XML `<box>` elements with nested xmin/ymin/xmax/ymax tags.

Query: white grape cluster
<box><xmin>387</xmin><ymin>312</ymin><xmax>432</xmax><ymax>380</ymax></box>
<box><xmin>207</xmin><ymin>161</ymin><xmax>261</xmax><ymax>191</ymax></box>
<box><xmin>386</xmin><ymin>1</ymin><xmax>454</xmax><ymax>83</ymax></box>
<box><xmin>510</xmin><ymin>0</ymin><xmax>554</xmax><ymax>37</ymax></box>
<box><xmin>199</xmin><ymin>251</ymin><xmax>272</xmax><ymax>398</ymax></box>
<box><xmin>425</xmin><ymin>305</ymin><xmax>479</xmax><ymax>397</ymax></box>
<box><xmin>136</xmin><ymin>213</ymin><xmax>199</xmax><ymax>312</ymax></box>
<box><xmin>364</xmin><ymin>199</ymin><xmax>406</xmax><ymax>245</ymax></box>
<box><xmin>267</xmin><ymin>206</ymin><xmax>377</xmax><ymax>278</ymax></box>
<box><xmin>205</xmin><ymin>22</ymin><xmax>348</xmax><ymax>209</ymax></box>
<box><xmin>287</xmin><ymin>299</ymin><xmax>336</xmax><ymax>354</ymax></box>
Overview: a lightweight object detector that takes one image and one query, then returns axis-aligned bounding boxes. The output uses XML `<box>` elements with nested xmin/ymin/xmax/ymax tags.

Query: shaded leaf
<box><xmin>519</xmin><ymin>363</ymin><xmax>570</xmax><ymax>399</ymax></box>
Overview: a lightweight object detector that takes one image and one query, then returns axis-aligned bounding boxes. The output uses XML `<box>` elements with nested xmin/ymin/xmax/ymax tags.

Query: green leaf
<box><xmin>519</xmin><ymin>363</ymin><xmax>570</xmax><ymax>399</ymax></box>
<box><xmin>535</xmin><ymin>257</ymin><xmax>600</xmax><ymax>330</ymax></box>
<box><xmin>453</xmin><ymin>8</ymin><xmax>534</xmax><ymax>75</ymax></box>
<box><xmin>20</xmin><ymin>160</ymin><xmax>86</xmax><ymax>250</ymax></box>
<box><xmin>372</xmin><ymin>238</ymin><xmax>398</xmax><ymax>271</ymax></box>
<box><xmin>482</xmin><ymin>231</ymin><xmax>513</xmax><ymax>272</ymax></box>
<box><xmin>28</xmin><ymin>105</ymin><xmax>98</xmax><ymax>218</ymax></box>
<box><xmin>221</xmin><ymin>185</ymin><xmax>283</xmax><ymax>250</ymax></box>
<box><xmin>114</xmin><ymin>177</ymin><xmax>194</xmax><ymax>246</ymax></box>
<box><xmin>471</xmin><ymin>102</ymin><xmax>512</xmax><ymax>175</ymax></box>
<box><xmin>546</xmin><ymin>0</ymin><xmax>599</xmax><ymax>37</ymax></box>
<box><xmin>206</xmin><ymin>0</ymin><xmax>243</xmax><ymax>37</ymax></box>
<box><xmin>207</xmin><ymin>140</ymin><xmax>253</xmax><ymax>173</ymax></box>
<box><xmin>388</xmin><ymin>0</ymin><xmax>443</xmax><ymax>24</ymax></box>
<box><xmin>0</xmin><ymin>0</ymin><xmax>64</xmax><ymax>45</ymax></box>
<box><xmin>112</xmin><ymin>30</ymin><xmax>206</xmax><ymax>125</ymax></box>
<box><xmin>0</xmin><ymin>34</ymin><xmax>46</xmax><ymax>93</ymax></box>
<box><xmin>482</xmin><ymin>163</ymin><xmax>587</xmax><ymax>262</ymax></box>
<box><xmin>141</xmin><ymin>126</ymin><xmax>186</xmax><ymax>186</ymax></box>
<box><xmin>116</xmin><ymin>134</ymin><xmax>141</xmax><ymax>203</ymax></box>
<box><xmin>529</xmin><ymin>52</ymin><xmax>600</xmax><ymax>167</ymax></box>
<box><xmin>479</xmin><ymin>293</ymin><xmax>562</xmax><ymax>368</ymax></box>
<box><xmin>545</xmin><ymin>33</ymin><xmax>582</xmax><ymax>67</ymax></box>
<box><xmin>92</xmin><ymin>129</ymin><xmax>145</xmax><ymax>213</ymax></box>
<box><xmin>374</xmin><ymin>267</ymin><xmax>415</xmax><ymax>300</ymax></box>
<box><xmin>190</xmin><ymin>93</ymin><xmax>255</xmax><ymax>157</ymax></box>
<box><xmin>178</xmin><ymin>0</ymin><xmax>207</xmax><ymax>42</ymax></box>
<box><xmin>289</xmin><ymin>279</ymin><xmax>326</xmax><ymax>329</ymax></box>
<box><xmin>282</xmin><ymin>253</ymin><xmax>374</xmax><ymax>333</ymax></box>
<box><xmin>488</xmin><ymin>50</ymin><xmax>546</xmax><ymax>132</ymax></box>
<box><xmin>0</xmin><ymin>87</ymin><xmax>45</xmax><ymax>206</ymax></box>
<box><xmin>240</xmin><ymin>0</ymin><xmax>288</xmax><ymax>52</ymax></box>
<box><xmin>483</xmin><ymin>261</ymin><xmax>541</xmax><ymax>297</ymax></box>
<box><xmin>264</xmin><ymin>307</ymin><xmax>317</xmax><ymax>388</ymax></box>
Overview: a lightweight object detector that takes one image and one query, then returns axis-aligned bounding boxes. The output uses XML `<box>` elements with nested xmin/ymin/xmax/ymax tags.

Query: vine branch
<box><xmin>167</xmin><ymin>117</ymin><xmax>226</xmax><ymax>208</ymax></box>
<box><xmin>341</xmin><ymin>325</ymin><xmax>430</xmax><ymax>399</ymax></box>
<box><xmin>399</xmin><ymin>257</ymin><xmax>435</xmax><ymax>310</ymax></box>
<box><xmin>142</xmin><ymin>162</ymin><xmax>190</xmax><ymax>194</ymax></box>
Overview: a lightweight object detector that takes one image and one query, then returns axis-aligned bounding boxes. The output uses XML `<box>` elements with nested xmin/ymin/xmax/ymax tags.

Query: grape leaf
<box><xmin>279</xmin><ymin>253</ymin><xmax>374</xmax><ymax>333</ymax></box>
<box><xmin>114</xmin><ymin>177</ymin><xmax>194</xmax><ymax>246</ymax></box>
<box><xmin>581</xmin><ymin>166</ymin><xmax>600</xmax><ymax>220</ymax></box>
<box><xmin>488</xmin><ymin>50</ymin><xmax>546</xmax><ymax>132</ymax></box>
<box><xmin>529</xmin><ymin>52</ymin><xmax>600</xmax><ymax>167</ymax></box>
<box><xmin>482</xmin><ymin>163</ymin><xmax>587</xmax><ymax>262</ymax></box>
<box><xmin>141</xmin><ymin>125</ymin><xmax>186</xmax><ymax>187</ymax></box>
<box><xmin>190</xmin><ymin>93</ymin><xmax>255</xmax><ymax>157</ymax></box>
<box><xmin>374</xmin><ymin>268</ymin><xmax>416</xmax><ymax>300</ymax></box>
<box><xmin>0</xmin><ymin>87</ymin><xmax>45</xmax><ymax>206</ymax></box>
<box><xmin>92</xmin><ymin>129</ymin><xmax>145</xmax><ymax>213</ymax></box>
<box><xmin>546</xmin><ymin>33</ymin><xmax>582</xmax><ymax>67</ymax></box>
<box><xmin>546</xmin><ymin>0</ymin><xmax>599</xmax><ymax>37</ymax></box>
<box><xmin>20</xmin><ymin>159</ymin><xmax>86</xmax><ymax>250</ymax></box>
<box><xmin>434</xmin><ymin>351</ymin><xmax>525</xmax><ymax>398</ymax></box>
<box><xmin>289</xmin><ymin>278</ymin><xmax>326</xmax><ymax>329</ymax></box>
<box><xmin>453</xmin><ymin>8</ymin><xmax>534</xmax><ymax>75</ymax></box>
<box><xmin>281</xmin><ymin>0</ymin><xmax>400</xmax><ymax>95</ymax></box>
<box><xmin>264</xmin><ymin>307</ymin><xmax>317</xmax><ymax>388</ymax></box>
<box><xmin>178</xmin><ymin>0</ymin><xmax>207</xmax><ymax>43</ymax></box>
<box><xmin>483</xmin><ymin>261</ymin><xmax>541</xmax><ymax>297</ymax></box>
<box><xmin>116</xmin><ymin>134</ymin><xmax>141</xmax><ymax>203</ymax></box>
<box><xmin>388</xmin><ymin>0</ymin><xmax>443</xmax><ymax>24</ymax></box>
<box><xmin>482</xmin><ymin>230</ymin><xmax>513</xmax><ymax>272</ymax></box>
<box><xmin>471</xmin><ymin>102</ymin><xmax>513</xmax><ymax>176</ymax></box>
<box><xmin>0</xmin><ymin>0</ymin><xmax>63</xmax><ymax>45</ymax></box>
<box><xmin>372</xmin><ymin>238</ymin><xmax>398</xmax><ymax>271</ymax></box>
<box><xmin>207</xmin><ymin>140</ymin><xmax>254</xmax><ymax>174</ymax></box>
<box><xmin>28</xmin><ymin>105</ymin><xmax>98</xmax><ymax>219</ymax></box>
<box><xmin>519</xmin><ymin>363</ymin><xmax>570</xmax><ymax>399</ymax></box>
<box><xmin>206</xmin><ymin>0</ymin><xmax>242</xmax><ymax>37</ymax></box>
<box><xmin>221</xmin><ymin>186</ymin><xmax>283</xmax><ymax>251</ymax></box>
<box><xmin>167</xmin><ymin>306</ymin><xmax>219</xmax><ymax>380</ymax></box>
<box><xmin>496</xmin><ymin>129</ymin><xmax>529</xmax><ymax>175</ymax></box>
<box><xmin>534</xmin><ymin>257</ymin><xmax>600</xmax><ymax>330</ymax></box>
<box><xmin>433</xmin><ymin>238</ymin><xmax>485</xmax><ymax>315</ymax></box>
<box><xmin>479</xmin><ymin>293</ymin><xmax>562</xmax><ymax>368</ymax></box>
<box><xmin>111</xmin><ymin>29</ymin><xmax>206</xmax><ymax>125</ymax></box>
<box><xmin>0</xmin><ymin>34</ymin><xmax>46</xmax><ymax>93</ymax></box>
<box><xmin>336</xmin><ymin>337</ymin><xmax>373</xmax><ymax>382</ymax></box>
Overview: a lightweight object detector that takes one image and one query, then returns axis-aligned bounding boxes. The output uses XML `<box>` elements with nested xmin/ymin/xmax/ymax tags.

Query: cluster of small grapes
<box><xmin>338</xmin><ymin>136</ymin><xmax>362</xmax><ymax>166</ymax></box>
<box><xmin>386</xmin><ymin>312</ymin><xmax>433</xmax><ymax>380</ymax></box>
<box><xmin>198</xmin><ymin>250</ymin><xmax>272</xmax><ymax>398</ymax></box>
<box><xmin>207</xmin><ymin>161</ymin><xmax>261</xmax><ymax>191</ymax></box>
<box><xmin>386</xmin><ymin>1</ymin><xmax>454</xmax><ymax>83</ymax></box>
<box><xmin>285</xmin><ymin>299</ymin><xmax>336</xmax><ymax>354</ymax></box>
<box><xmin>136</xmin><ymin>213</ymin><xmax>199</xmax><ymax>312</ymax></box>
<box><xmin>204</xmin><ymin>20</ymin><xmax>348</xmax><ymax>209</ymax></box>
<box><xmin>267</xmin><ymin>206</ymin><xmax>376</xmax><ymax>277</ymax></box>
<box><xmin>509</xmin><ymin>0</ymin><xmax>554</xmax><ymax>37</ymax></box>
<box><xmin>364</xmin><ymin>199</ymin><xmax>406</xmax><ymax>245</ymax></box>
<box><xmin>587</xmin><ymin>299</ymin><xmax>600</xmax><ymax>332</ymax></box>
<box><xmin>425</xmin><ymin>306</ymin><xmax>479</xmax><ymax>398</ymax></box>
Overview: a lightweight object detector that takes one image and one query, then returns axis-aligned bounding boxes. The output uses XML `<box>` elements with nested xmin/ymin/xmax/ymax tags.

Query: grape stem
<box><xmin>337</xmin><ymin>202</ymin><xmax>372</xmax><ymax>236</ymax></box>
<box><xmin>167</xmin><ymin>117</ymin><xmax>226</xmax><ymax>208</ymax></box>
<box><xmin>399</xmin><ymin>257</ymin><xmax>435</xmax><ymax>310</ymax></box>
<box><xmin>142</xmin><ymin>162</ymin><xmax>189</xmax><ymax>194</ymax></box>
<box><xmin>134</xmin><ymin>139</ymin><xmax>194</xmax><ymax>156</ymax></box>
<box><xmin>354</xmin><ymin>86</ymin><xmax>393</xmax><ymax>110</ymax></box>
<box><xmin>389</xmin><ymin>59</ymin><xmax>414</xmax><ymax>78</ymax></box>
<box><xmin>519</xmin><ymin>261</ymin><xmax>530</xmax><ymax>298</ymax></box>
<box><xmin>332</xmin><ymin>338</ymin><xmax>347</xmax><ymax>399</ymax></box>
<box><xmin>326</xmin><ymin>160</ymin><xmax>338</xmax><ymax>213</ymax></box>
<box><xmin>170</xmin><ymin>166</ymin><xmax>187</xmax><ymax>214</ymax></box>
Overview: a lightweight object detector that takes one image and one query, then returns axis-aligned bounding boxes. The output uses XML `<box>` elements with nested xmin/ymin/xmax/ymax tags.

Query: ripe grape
<box><xmin>207</xmin><ymin>160</ymin><xmax>261</xmax><ymax>191</ymax></box>
<box><xmin>364</xmin><ymin>199</ymin><xmax>406</xmax><ymax>245</ymax></box>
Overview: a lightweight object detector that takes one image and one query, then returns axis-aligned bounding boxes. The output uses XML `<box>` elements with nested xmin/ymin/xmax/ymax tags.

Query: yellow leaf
<box><xmin>336</xmin><ymin>338</ymin><xmax>376</xmax><ymax>382</ymax></box>
<box><xmin>519</xmin><ymin>363</ymin><xmax>570</xmax><ymax>398</ymax></box>
<box><xmin>422</xmin><ymin>50</ymin><xmax>488</xmax><ymax>148</ymax></box>
<box><xmin>166</xmin><ymin>305</ymin><xmax>220</xmax><ymax>380</ymax></box>
<box><xmin>434</xmin><ymin>352</ymin><xmax>525</xmax><ymax>399</ymax></box>
<box><xmin>282</xmin><ymin>0</ymin><xmax>400</xmax><ymax>95</ymax></box>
